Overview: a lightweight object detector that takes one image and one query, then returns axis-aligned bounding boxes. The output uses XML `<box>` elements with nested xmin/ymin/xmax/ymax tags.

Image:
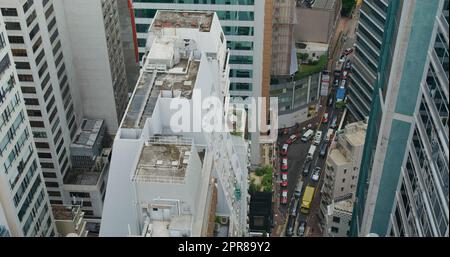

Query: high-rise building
<box><xmin>101</xmin><ymin>11</ymin><xmax>250</xmax><ymax>237</ymax></box>
<box><xmin>0</xmin><ymin>0</ymin><xmax>79</xmax><ymax>205</ymax></box>
<box><xmin>347</xmin><ymin>0</ymin><xmax>390</xmax><ymax>120</ymax></box>
<box><xmin>55</xmin><ymin>0</ymin><xmax>130</xmax><ymax>133</ymax></box>
<box><xmin>0</xmin><ymin>0</ymin><xmax>129</xmax><ymax>217</ymax></box>
<box><xmin>351</xmin><ymin>0</ymin><xmax>449</xmax><ymax>237</ymax></box>
<box><xmin>131</xmin><ymin>0</ymin><xmax>270</xmax><ymax>98</ymax></box>
<box><xmin>0</xmin><ymin>12</ymin><xmax>56</xmax><ymax>236</ymax></box>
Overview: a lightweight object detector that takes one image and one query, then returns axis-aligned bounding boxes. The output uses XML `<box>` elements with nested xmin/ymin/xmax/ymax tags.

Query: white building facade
<box><xmin>0</xmin><ymin>12</ymin><xmax>56</xmax><ymax>236</ymax></box>
<box><xmin>0</xmin><ymin>0</ymin><xmax>130</xmax><ymax>212</ymax></box>
<box><xmin>101</xmin><ymin>11</ymin><xmax>250</xmax><ymax>237</ymax></box>
<box><xmin>0</xmin><ymin>0</ymin><xmax>78</xmax><ymax>206</ymax></box>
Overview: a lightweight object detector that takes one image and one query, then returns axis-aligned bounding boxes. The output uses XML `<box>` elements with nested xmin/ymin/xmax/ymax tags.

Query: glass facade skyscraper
<box><xmin>351</xmin><ymin>0</ymin><xmax>448</xmax><ymax>237</ymax></box>
<box><xmin>131</xmin><ymin>0</ymin><xmax>267</xmax><ymax>97</ymax></box>
<box><xmin>347</xmin><ymin>0</ymin><xmax>390</xmax><ymax>120</ymax></box>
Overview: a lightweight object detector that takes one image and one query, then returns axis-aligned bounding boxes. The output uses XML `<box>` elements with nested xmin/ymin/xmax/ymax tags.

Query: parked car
<box><xmin>311</xmin><ymin>167</ymin><xmax>321</xmax><ymax>182</ymax></box>
<box><xmin>334</xmin><ymin>79</ymin><xmax>339</xmax><ymax>87</ymax></box>
<box><xmin>319</xmin><ymin>143</ymin><xmax>328</xmax><ymax>158</ymax></box>
<box><xmin>297</xmin><ymin>221</ymin><xmax>307</xmax><ymax>236</ymax></box>
<box><xmin>306</xmin><ymin>145</ymin><xmax>317</xmax><ymax>161</ymax></box>
<box><xmin>344</xmin><ymin>47</ymin><xmax>354</xmax><ymax>55</ymax></box>
<box><xmin>294</xmin><ymin>181</ymin><xmax>304</xmax><ymax>198</ymax></box>
<box><xmin>314</xmin><ymin>131</ymin><xmax>322</xmax><ymax>145</ymax></box>
<box><xmin>328</xmin><ymin>96</ymin><xmax>334</xmax><ymax>106</ymax></box>
<box><xmin>281</xmin><ymin>190</ymin><xmax>288</xmax><ymax>204</ymax></box>
<box><xmin>286</xmin><ymin>217</ymin><xmax>295</xmax><ymax>237</ymax></box>
<box><xmin>281</xmin><ymin>144</ymin><xmax>289</xmax><ymax>156</ymax></box>
<box><xmin>303</xmin><ymin>161</ymin><xmax>312</xmax><ymax>176</ymax></box>
<box><xmin>331</xmin><ymin>115</ymin><xmax>338</xmax><ymax>128</ymax></box>
<box><xmin>345</xmin><ymin>60</ymin><xmax>352</xmax><ymax>70</ymax></box>
<box><xmin>322</xmin><ymin>113</ymin><xmax>329</xmax><ymax>124</ymax></box>
<box><xmin>286</xmin><ymin>134</ymin><xmax>298</xmax><ymax>145</ymax></box>
<box><xmin>342</xmin><ymin>70</ymin><xmax>349</xmax><ymax>79</ymax></box>
<box><xmin>281</xmin><ymin>178</ymin><xmax>288</xmax><ymax>187</ymax></box>
<box><xmin>281</xmin><ymin>157</ymin><xmax>288</xmax><ymax>171</ymax></box>
<box><xmin>301</xmin><ymin>129</ymin><xmax>314</xmax><ymax>142</ymax></box>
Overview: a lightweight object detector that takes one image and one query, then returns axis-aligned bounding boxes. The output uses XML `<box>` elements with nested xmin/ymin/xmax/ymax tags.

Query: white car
<box><xmin>314</xmin><ymin>131</ymin><xmax>322</xmax><ymax>145</ymax></box>
<box><xmin>311</xmin><ymin>167</ymin><xmax>321</xmax><ymax>182</ymax></box>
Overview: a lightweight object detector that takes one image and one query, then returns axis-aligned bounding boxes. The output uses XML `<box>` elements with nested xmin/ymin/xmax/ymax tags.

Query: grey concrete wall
<box><xmin>117</xmin><ymin>0</ymin><xmax>140</xmax><ymax>92</ymax></box>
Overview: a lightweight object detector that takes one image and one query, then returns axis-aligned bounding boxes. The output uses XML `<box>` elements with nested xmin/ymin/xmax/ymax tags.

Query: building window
<box><xmin>333</xmin><ymin>216</ymin><xmax>341</xmax><ymax>224</ymax></box>
<box><xmin>331</xmin><ymin>227</ymin><xmax>339</xmax><ymax>233</ymax></box>
<box><xmin>1</xmin><ymin>8</ymin><xmax>18</xmax><ymax>16</ymax></box>
<box><xmin>69</xmin><ymin>192</ymin><xmax>90</xmax><ymax>198</ymax></box>
<box><xmin>8</xmin><ymin>36</ymin><xmax>24</xmax><ymax>44</ymax></box>
<box><xmin>5</xmin><ymin>22</ymin><xmax>21</xmax><ymax>30</ymax></box>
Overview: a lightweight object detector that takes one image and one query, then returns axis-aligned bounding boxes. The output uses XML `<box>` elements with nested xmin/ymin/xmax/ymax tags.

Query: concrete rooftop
<box><xmin>121</xmin><ymin>56</ymin><xmax>200</xmax><ymax>129</ymax></box>
<box><xmin>334</xmin><ymin>199</ymin><xmax>354</xmax><ymax>213</ymax></box>
<box><xmin>52</xmin><ymin>205</ymin><xmax>79</xmax><ymax>221</ymax></box>
<box><xmin>152</xmin><ymin>11</ymin><xmax>214</xmax><ymax>32</ymax></box>
<box><xmin>328</xmin><ymin>148</ymin><xmax>350</xmax><ymax>166</ymax></box>
<box><xmin>64</xmin><ymin>169</ymin><xmax>101</xmax><ymax>185</ymax></box>
<box><xmin>132</xmin><ymin>137</ymin><xmax>192</xmax><ymax>184</ymax></box>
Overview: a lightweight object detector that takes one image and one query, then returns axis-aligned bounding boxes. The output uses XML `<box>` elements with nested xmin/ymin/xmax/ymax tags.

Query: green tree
<box><xmin>255</xmin><ymin>168</ymin><xmax>264</xmax><ymax>177</ymax></box>
<box><xmin>298</xmin><ymin>53</ymin><xmax>309</xmax><ymax>60</ymax></box>
<box><xmin>336</xmin><ymin>101</ymin><xmax>347</xmax><ymax>111</ymax></box>
<box><xmin>341</xmin><ymin>0</ymin><xmax>356</xmax><ymax>17</ymax></box>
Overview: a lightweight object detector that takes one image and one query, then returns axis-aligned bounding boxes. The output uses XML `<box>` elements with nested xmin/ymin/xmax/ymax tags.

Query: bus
<box><xmin>301</xmin><ymin>186</ymin><xmax>315</xmax><ymax>214</ymax></box>
<box><xmin>336</xmin><ymin>86</ymin><xmax>346</xmax><ymax>102</ymax></box>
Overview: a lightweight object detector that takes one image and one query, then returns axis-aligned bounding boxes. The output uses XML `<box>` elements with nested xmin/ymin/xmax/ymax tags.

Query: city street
<box><xmin>273</xmin><ymin>4</ymin><xmax>362</xmax><ymax>237</ymax></box>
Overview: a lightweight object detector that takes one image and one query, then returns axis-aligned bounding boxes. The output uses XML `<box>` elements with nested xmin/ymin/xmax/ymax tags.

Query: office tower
<box><xmin>0</xmin><ymin>0</ymin><xmax>78</xmax><ymax>206</ymax></box>
<box><xmin>101</xmin><ymin>11</ymin><xmax>250</xmax><ymax>237</ymax></box>
<box><xmin>320</xmin><ymin>121</ymin><xmax>367</xmax><ymax>237</ymax></box>
<box><xmin>0</xmin><ymin>13</ymin><xmax>56</xmax><ymax>236</ymax></box>
<box><xmin>131</xmin><ymin>1</ymin><xmax>269</xmax><ymax>97</ymax></box>
<box><xmin>55</xmin><ymin>0</ymin><xmax>129</xmax><ymax>133</ymax></box>
<box><xmin>347</xmin><ymin>0</ymin><xmax>390</xmax><ymax>120</ymax></box>
<box><xmin>351</xmin><ymin>0</ymin><xmax>449</xmax><ymax>237</ymax></box>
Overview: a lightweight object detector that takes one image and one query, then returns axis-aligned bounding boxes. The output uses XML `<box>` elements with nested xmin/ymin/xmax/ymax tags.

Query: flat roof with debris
<box><xmin>121</xmin><ymin>52</ymin><xmax>200</xmax><ymax>129</ymax></box>
<box><xmin>71</xmin><ymin>119</ymin><xmax>104</xmax><ymax>148</ymax></box>
<box><xmin>63</xmin><ymin>158</ymin><xmax>107</xmax><ymax>185</ymax></box>
<box><xmin>132</xmin><ymin>136</ymin><xmax>192</xmax><ymax>184</ymax></box>
<box><xmin>151</xmin><ymin>11</ymin><xmax>214</xmax><ymax>32</ymax></box>
<box><xmin>52</xmin><ymin>205</ymin><xmax>80</xmax><ymax>221</ymax></box>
